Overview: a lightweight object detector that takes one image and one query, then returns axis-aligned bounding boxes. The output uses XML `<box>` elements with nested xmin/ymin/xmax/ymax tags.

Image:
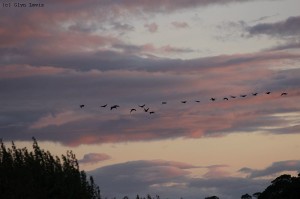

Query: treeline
<box><xmin>0</xmin><ymin>138</ymin><xmax>100</xmax><ymax>199</ymax></box>
<box><xmin>205</xmin><ymin>172</ymin><xmax>300</xmax><ymax>199</ymax></box>
<box><xmin>1</xmin><ymin>138</ymin><xmax>299</xmax><ymax>199</ymax></box>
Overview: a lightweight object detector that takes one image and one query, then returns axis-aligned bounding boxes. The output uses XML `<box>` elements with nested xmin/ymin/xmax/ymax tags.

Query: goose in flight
<box><xmin>110</xmin><ymin>105</ymin><xmax>119</xmax><ymax>110</ymax></box>
<box><xmin>210</xmin><ymin>98</ymin><xmax>216</xmax><ymax>101</ymax></box>
<box><xmin>101</xmin><ymin>104</ymin><xmax>107</xmax><ymax>108</ymax></box>
<box><xmin>240</xmin><ymin>95</ymin><xmax>247</xmax><ymax>98</ymax></box>
<box><xmin>230</xmin><ymin>96</ymin><xmax>236</xmax><ymax>98</ymax></box>
<box><xmin>281</xmin><ymin>92</ymin><xmax>288</xmax><ymax>96</ymax></box>
<box><xmin>195</xmin><ymin>100</ymin><xmax>200</xmax><ymax>103</ymax></box>
<box><xmin>149</xmin><ymin>111</ymin><xmax>155</xmax><ymax>114</ymax></box>
<box><xmin>266</xmin><ymin>91</ymin><xmax>271</xmax><ymax>94</ymax></box>
<box><xmin>130</xmin><ymin>109</ymin><xmax>136</xmax><ymax>113</ymax></box>
<box><xmin>223</xmin><ymin>97</ymin><xmax>229</xmax><ymax>101</ymax></box>
<box><xmin>162</xmin><ymin>102</ymin><xmax>167</xmax><ymax>104</ymax></box>
<box><xmin>252</xmin><ymin>93</ymin><xmax>258</xmax><ymax>96</ymax></box>
<box><xmin>139</xmin><ymin>104</ymin><xmax>146</xmax><ymax>108</ymax></box>
<box><xmin>144</xmin><ymin>108</ymin><xmax>149</xmax><ymax>112</ymax></box>
<box><xmin>80</xmin><ymin>104</ymin><xmax>85</xmax><ymax>108</ymax></box>
<box><xmin>181</xmin><ymin>101</ymin><xmax>187</xmax><ymax>104</ymax></box>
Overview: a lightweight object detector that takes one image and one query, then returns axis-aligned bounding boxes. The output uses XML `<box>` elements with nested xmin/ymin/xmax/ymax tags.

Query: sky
<box><xmin>1</xmin><ymin>0</ymin><xmax>300</xmax><ymax>198</ymax></box>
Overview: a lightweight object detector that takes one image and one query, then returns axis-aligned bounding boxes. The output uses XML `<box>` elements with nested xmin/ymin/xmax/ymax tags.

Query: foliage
<box><xmin>258</xmin><ymin>173</ymin><xmax>300</xmax><ymax>199</ymax></box>
<box><xmin>0</xmin><ymin>137</ymin><xmax>101</xmax><ymax>199</ymax></box>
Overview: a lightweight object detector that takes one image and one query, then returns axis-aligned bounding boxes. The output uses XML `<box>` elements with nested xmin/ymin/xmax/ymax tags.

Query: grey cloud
<box><xmin>247</xmin><ymin>16</ymin><xmax>300</xmax><ymax>38</ymax></box>
<box><xmin>79</xmin><ymin>153</ymin><xmax>111</xmax><ymax>164</ymax></box>
<box><xmin>88</xmin><ymin>160</ymin><xmax>269</xmax><ymax>199</ymax></box>
<box><xmin>239</xmin><ymin>160</ymin><xmax>300</xmax><ymax>178</ymax></box>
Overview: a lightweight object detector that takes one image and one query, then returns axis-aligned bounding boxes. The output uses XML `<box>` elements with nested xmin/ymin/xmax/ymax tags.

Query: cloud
<box><xmin>89</xmin><ymin>160</ymin><xmax>269</xmax><ymax>199</ymax></box>
<box><xmin>0</xmin><ymin>65</ymin><xmax>72</xmax><ymax>79</ymax></box>
<box><xmin>171</xmin><ymin>21</ymin><xmax>189</xmax><ymax>29</ymax></box>
<box><xmin>112</xmin><ymin>43</ymin><xmax>195</xmax><ymax>55</ymax></box>
<box><xmin>239</xmin><ymin>160</ymin><xmax>300</xmax><ymax>178</ymax></box>
<box><xmin>79</xmin><ymin>153</ymin><xmax>111</xmax><ymax>164</ymax></box>
<box><xmin>145</xmin><ymin>23</ymin><xmax>158</xmax><ymax>33</ymax></box>
<box><xmin>89</xmin><ymin>160</ymin><xmax>194</xmax><ymax>196</ymax></box>
<box><xmin>247</xmin><ymin>16</ymin><xmax>300</xmax><ymax>38</ymax></box>
<box><xmin>30</xmin><ymin>111</ymin><xmax>92</xmax><ymax>129</ymax></box>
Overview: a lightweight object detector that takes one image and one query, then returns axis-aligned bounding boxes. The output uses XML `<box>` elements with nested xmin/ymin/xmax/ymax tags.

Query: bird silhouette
<box><xmin>139</xmin><ymin>104</ymin><xmax>146</xmax><ymax>108</ymax></box>
<box><xmin>281</xmin><ymin>92</ymin><xmax>287</xmax><ymax>96</ymax></box>
<box><xmin>80</xmin><ymin>104</ymin><xmax>85</xmax><ymax>108</ymax></box>
<box><xmin>195</xmin><ymin>100</ymin><xmax>200</xmax><ymax>103</ymax></box>
<box><xmin>266</xmin><ymin>91</ymin><xmax>271</xmax><ymax>94</ymax></box>
<box><xmin>162</xmin><ymin>102</ymin><xmax>167</xmax><ymax>104</ymax></box>
<box><xmin>181</xmin><ymin>101</ymin><xmax>187</xmax><ymax>104</ymax></box>
<box><xmin>101</xmin><ymin>104</ymin><xmax>107</xmax><ymax>108</ymax></box>
<box><xmin>230</xmin><ymin>96</ymin><xmax>236</xmax><ymax>98</ymax></box>
<box><xmin>130</xmin><ymin>108</ymin><xmax>136</xmax><ymax>113</ymax></box>
<box><xmin>240</xmin><ymin>95</ymin><xmax>247</xmax><ymax>98</ymax></box>
<box><xmin>210</xmin><ymin>98</ymin><xmax>216</xmax><ymax>101</ymax></box>
<box><xmin>110</xmin><ymin>105</ymin><xmax>119</xmax><ymax>110</ymax></box>
<box><xmin>252</xmin><ymin>93</ymin><xmax>258</xmax><ymax>96</ymax></box>
<box><xmin>144</xmin><ymin>108</ymin><xmax>149</xmax><ymax>112</ymax></box>
<box><xmin>223</xmin><ymin>97</ymin><xmax>229</xmax><ymax>100</ymax></box>
<box><xmin>149</xmin><ymin>111</ymin><xmax>155</xmax><ymax>114</ymax></box>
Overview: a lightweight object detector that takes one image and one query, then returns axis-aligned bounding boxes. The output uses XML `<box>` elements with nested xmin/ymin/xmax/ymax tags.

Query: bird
<box><xmin>281</xmin><ymin>92</ymin><xmax>288</xmax><ymax>96</ymax></box>
<box><xmin>149</xmin><ymin>111</ymin><xmax>155</xmax><ymax>114</ymax></box>
<box><xmin>230</xmin><ymin>96</ymin><xmax>236</xmax><ymax>98</ymax></box>
<box><xmin>181</xmin><ymin>101</ymin><xmax>187</xmax><ymax>104</ymax></box>
<box><xmin>162</xmin><ymin>102</ymin><xmax>167</xmax><ymax>104</ymax></box>
<box><xmin>110</xmin><ymin>105</ymin><xmax>119</xmax><ymax>110</ymax></box>
<box><xmin>144</xmin><ymin>108</ymin><xmax>149</xmax><ymax>112</ymax></box>
<box><xmin>139</xmin><ymin>104</ymin><xmax>146</xmax><ymax>108</ymax></box>
<box><xmin>101</xmin><ymin>104</ymin><xmax>107</xmax><ymax>108</ymax></box>
<box><xmin>79</xmin><ymin>104</ymin><xmax>85</xmax><ymax>108</ymax></box>
<box><xmin>252</xmin><ymin>93</ymin><xmax>258</xmax><ymax>96</ymax></box>
<box><xmin>266</xmin><ymin>91</ymin><xmax>271</xmax><ymax>94</ymax></box>
<box><xmin>130</xmin><ymin>108</ymin><xmax>136</xmax><ymax>113</ymax></box>
<box><xmin>210</xmin><ymin>98</ymin><xmax>216</xmax><ymax>101</ymax></box>
<box><xmin>195</xmin><ymin>100</ymin><xmax>200</xmax><ymax>103</ymax></box>
<box><xmin>240</xmin><ymin>95</ymin><xmax>247</xmax><ymax>98</ymax></box>
<box><xmin>223</xmin><ymin>97</ymin><xmax>229</xmax><ymax>101</ymax></box>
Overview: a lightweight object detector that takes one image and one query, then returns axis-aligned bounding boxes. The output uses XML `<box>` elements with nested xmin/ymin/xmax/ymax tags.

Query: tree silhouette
<box><xmin>241</xmin><ymin>193</ymin><xmax>252</xmax><ymax>199</ymax></box>
<box><xmin>258</xmin><ymin>173</ymin><xmax>300</xmax><ymax>199</ymax></box>
<box><xmin>0</xmin><ymin>138</ymin><xmax>101</xmax><ymax>199</ymax></box>
<box><xmin>205</xmin><ymin>196</ymin><xmax>219</xmax><ymax>199</ymax></box>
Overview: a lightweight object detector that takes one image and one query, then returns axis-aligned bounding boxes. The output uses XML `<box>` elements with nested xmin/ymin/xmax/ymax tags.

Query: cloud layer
<box><xmin>89</xmin><ymin>159</ymin><xmax>276</xmax><ymax>199</ymax></box>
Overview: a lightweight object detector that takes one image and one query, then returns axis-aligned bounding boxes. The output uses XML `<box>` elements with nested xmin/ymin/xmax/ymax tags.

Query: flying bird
<box><xmin>281</xmin><ymin>92</ymin><xmax>288</xmax><ymax>96</ymax></box>
<box><xmin>230</xmin><ymin>96</ymin><xmax>236</xmax><ymax>98</ymax></box>
<box><xmin>149</xmin><ymin>111</ymin><xmax>155</xmax><ymax>114</ymax></box>
<box><xmin>252</xmin><ymin>93</ymin><xmax>258</xmax><ymax>96</ymax></box>
<box><xmin>139</xmin><ymin>104</ymin><xmax>146</xmax><ymax>108</ymax></box>
<box><xmin>101</xmin><ymin>104</ymin><xmax>107</xmax><ymax>108</ymax></box>
<box><xmin>79</xmin><ymin>104</ymin><xmax>85</xmax><ymax>108</ymax></box>
<box><xmin>181</xmin><ymin>101</ymin><xmax>187</xmax><ymax>104</ymax></box>
<box><xmin>223</xmin><ymin>97</ymin><xmax>229</xmax><ymax>101</ymax></box>
<box><xmin>195</xmin><ymin>100</ymin><xmax>200</xmax><ymax>103</ymax></box>
<box><xmin>240</xmin><ymin>95</ymin><xmax>247</xmax><ymax>98</ymax></box>
<box><xmin>130</xmin><ymin>109</ymin><xmax>136</xmax><ymax>113</ymax></box>
<box><xmin>162</xmin><ymin>102</ymin><xmax>167</xmax><ymax>104</ymax></box>
<box><xmin>110</xmin><ymin>105</ymin><xmax>119</xmax><ymax>110</ymax></box>
<box><xmin>266</xmin><ymin>92</ymin><xmax>271</xmax><ymax>94</ymax></box>
<box><xmin>210</xmin><ymin>98</ymin><xmax>216</xmax><ymax>101</ymax></box>
<box><xmin>144</xmin><ymin>108</ymin><xmax>149</xmax><ymax>112</ymax></box>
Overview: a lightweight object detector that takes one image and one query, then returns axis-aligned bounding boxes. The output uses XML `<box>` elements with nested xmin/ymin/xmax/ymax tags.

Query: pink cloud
<box><xmin>144</xmin><ymin>23</ymin><xmax>158</xmax><ymax>33</ymax></box>
<box><xmin>30</xmin><ymin>111</ymin><xmax>92</xmax><ymax>129</ymax></box>
<box><xmin>0</xmin><ymin>65</ymin><xmax>72</xmax><ymax>79</ymax></box>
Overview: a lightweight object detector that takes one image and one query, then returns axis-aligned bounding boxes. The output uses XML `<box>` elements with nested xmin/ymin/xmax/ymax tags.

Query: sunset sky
<box><xmin>1</xmin><ymin>0</ymin><xmax>300</xmax><ymax>198</ymax></box>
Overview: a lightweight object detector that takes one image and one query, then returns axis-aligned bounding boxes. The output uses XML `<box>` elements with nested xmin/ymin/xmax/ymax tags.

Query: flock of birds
<box><xmin>79</xmin><ymin>91</ymin><xmax>288</xmax><ymax>114</ymax></box>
